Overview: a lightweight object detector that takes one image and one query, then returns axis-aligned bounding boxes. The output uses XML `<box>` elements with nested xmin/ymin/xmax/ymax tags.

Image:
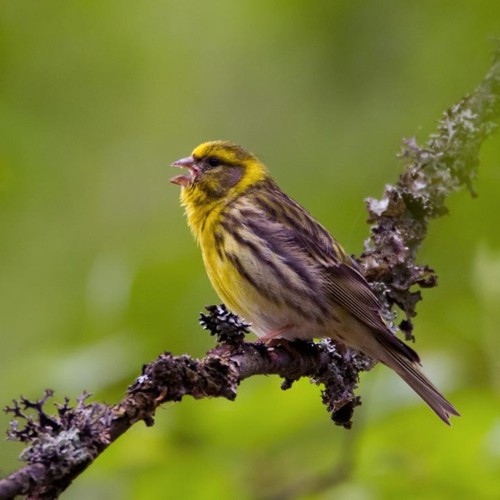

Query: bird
<box><xmin>170</xmin><ymin>140</ymin><xmax>459</xmax><ymax>424</ymax></box>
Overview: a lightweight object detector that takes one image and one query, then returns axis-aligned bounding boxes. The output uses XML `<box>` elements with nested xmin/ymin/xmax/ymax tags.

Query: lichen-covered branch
<box><xmin>360</xmin><ymin>47</ymin><xmax>500</xmax><ymax>339</ymax></box>
<box><xmin>0</xmin><ymin>338</ymin><xmax>363</xmax><ymax>500</ymax></box>
<box><xmin>1</xmin><ymin>50</ymin><xmax>500</xmax><ymax>500</ymax></box>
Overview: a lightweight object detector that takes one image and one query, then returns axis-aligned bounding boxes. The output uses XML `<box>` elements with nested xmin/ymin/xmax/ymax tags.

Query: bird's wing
<box><xmin>323</xmin><ymin>261</ymin><xmax>390</xmax><ymax>334</ymax></box>
<box><xmin>234</xmin><ymin>180</ymin><xmax>391</xmax><ymax>334</ymax></box>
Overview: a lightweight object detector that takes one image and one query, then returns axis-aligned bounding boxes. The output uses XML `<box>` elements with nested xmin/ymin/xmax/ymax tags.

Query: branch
<box><xmin>0</xmin><ymin>339</ymin><xmax>365</xmax><ymax>500</ymax></box>
<box><xmin>1</xmin><ymin>49</ymin><xmax>500</xmax><ymax>499</ymax></box>
<box><xmin>360</xmin><ymin>46</ymin><xmax>500</xmax><ymax>338</ymax></box>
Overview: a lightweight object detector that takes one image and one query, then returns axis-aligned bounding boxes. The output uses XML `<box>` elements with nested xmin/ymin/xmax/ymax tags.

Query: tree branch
<box><xmin>0</xmin><ymin>340</ymin><xmax>365</xmax><ymax>499</ymax></box>
<box><xmin>1</xmin><ymin>48</ymin><xmax>500</xmax><ymax>499</ymax></box>
<box><xmin>360</xmin><ymin>46</ymin><xmax>500</xmax><ymax>337</ymax></box>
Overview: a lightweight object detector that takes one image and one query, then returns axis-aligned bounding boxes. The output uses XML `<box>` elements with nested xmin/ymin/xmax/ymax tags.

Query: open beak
<box><xmin>170</xmin><ymin>156</ymin><xmax>199</xmax><ymax>187</ymax></box>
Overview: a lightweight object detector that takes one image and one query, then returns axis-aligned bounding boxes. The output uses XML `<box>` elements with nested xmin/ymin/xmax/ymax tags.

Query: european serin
<box><xmin>170</xmin><ymin>140</ymin><xmax>459</xmax><ymax>424</ymax></box>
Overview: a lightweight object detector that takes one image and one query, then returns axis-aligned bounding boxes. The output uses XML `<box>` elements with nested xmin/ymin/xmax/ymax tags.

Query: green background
<box><xmin>1</xmin><ymin>1</ymin><xmax>500</xmax><ymax>498</ymax></box>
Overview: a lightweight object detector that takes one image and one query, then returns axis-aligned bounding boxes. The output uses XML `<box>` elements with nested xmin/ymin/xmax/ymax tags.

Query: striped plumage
<box><xmin>171</xmin><ymin>141</ymin><xmax>459</xmax><ymax>424</ymax></box>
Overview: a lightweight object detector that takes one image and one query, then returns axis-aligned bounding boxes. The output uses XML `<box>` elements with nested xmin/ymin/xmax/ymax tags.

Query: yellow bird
<box><xmin>171</xmin><ymin>140</ymin><xmax>459</xmax><ymax>424</ymax></box>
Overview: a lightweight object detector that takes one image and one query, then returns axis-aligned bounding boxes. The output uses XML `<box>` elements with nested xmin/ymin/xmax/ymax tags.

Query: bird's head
<box><xmin>170</xmin><ymin>141</ymin><xmax>269</xmax><ymax>206</ymax></box>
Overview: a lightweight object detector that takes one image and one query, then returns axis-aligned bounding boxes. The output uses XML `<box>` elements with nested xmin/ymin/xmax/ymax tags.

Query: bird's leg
<box><xmin>255</xmin><ymin>324</ymin><xmax>293</xmax><ymax>344</ymax></box>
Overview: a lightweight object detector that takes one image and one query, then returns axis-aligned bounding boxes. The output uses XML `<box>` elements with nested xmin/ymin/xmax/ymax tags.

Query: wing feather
<box><xmin>235</xmin><ymin>180</ymin><xmax>391</xmax><ymax>335</ymax></box>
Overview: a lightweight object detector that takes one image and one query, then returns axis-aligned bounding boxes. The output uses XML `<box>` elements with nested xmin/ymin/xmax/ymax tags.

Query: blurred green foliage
<box><xmin>1</xmin><ymin>1</ymin><xmax>500</xmax><ymax>498</ymax></box>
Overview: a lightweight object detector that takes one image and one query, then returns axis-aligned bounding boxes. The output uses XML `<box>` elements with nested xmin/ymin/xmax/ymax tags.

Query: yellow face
<box><xmin>170</xmin><ymin>141</ymin><xmax>268</xmax><ymax>205</ymax></box>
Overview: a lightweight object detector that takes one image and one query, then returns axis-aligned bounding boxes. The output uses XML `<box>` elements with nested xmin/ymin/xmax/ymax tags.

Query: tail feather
<box><xmin>376</xmin><ymin>336</ymin><xmax>460</xmax><ymax>424</ymax></box>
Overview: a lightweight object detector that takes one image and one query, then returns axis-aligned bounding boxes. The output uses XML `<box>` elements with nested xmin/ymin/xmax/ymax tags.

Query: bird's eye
<box><xmin>206</xmin><ymin>156</ymin><xmax>220</xmax><ymax>168</ymax></box>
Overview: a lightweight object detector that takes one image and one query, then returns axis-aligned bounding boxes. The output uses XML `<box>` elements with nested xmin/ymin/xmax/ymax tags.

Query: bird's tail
<box><xmin>375</xmin><ymin>333</ymin><xmax>460</xmax><ymax>425</ymax></box>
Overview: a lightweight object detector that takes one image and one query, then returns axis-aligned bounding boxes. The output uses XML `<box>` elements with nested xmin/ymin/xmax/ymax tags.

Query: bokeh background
<box><xmin>1</xmin><ymin>1</ymin><xmax>500</xmax><ymax>498</ymax></box>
